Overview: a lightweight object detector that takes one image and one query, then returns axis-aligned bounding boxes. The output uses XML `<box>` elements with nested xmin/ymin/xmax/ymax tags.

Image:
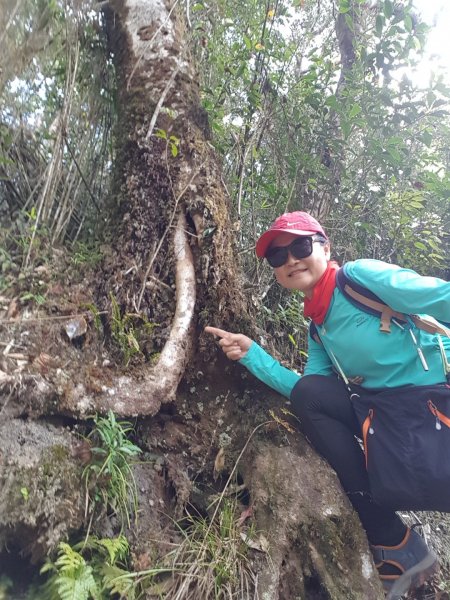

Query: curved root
<box><xmin>2</xmin><ymin>212</ymin><xmax>196</xmax><ymax>419</ymax></box>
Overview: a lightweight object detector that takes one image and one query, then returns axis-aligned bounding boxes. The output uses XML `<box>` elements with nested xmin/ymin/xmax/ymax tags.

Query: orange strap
<box><xmin>428</xmin><ymin>400</ymin><xmax>450</xmax><ymax>428</ymax></box>
<box><xmin>362</xmin><ymin>409</ymin><xmax>374</xmax><ymax>469</ymax></box>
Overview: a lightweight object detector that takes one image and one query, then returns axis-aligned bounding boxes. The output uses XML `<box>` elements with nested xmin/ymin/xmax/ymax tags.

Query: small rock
<box><xmin>65</xmin><ymin>316</ymin><xmax>87</xmax><ymax>341</ymax></box>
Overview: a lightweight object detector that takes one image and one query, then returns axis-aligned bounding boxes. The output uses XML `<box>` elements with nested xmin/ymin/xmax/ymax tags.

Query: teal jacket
<box><xmin>240</xmin><ymin>259</ymin><xmax>450</xmax><ymax>398</ymax></box>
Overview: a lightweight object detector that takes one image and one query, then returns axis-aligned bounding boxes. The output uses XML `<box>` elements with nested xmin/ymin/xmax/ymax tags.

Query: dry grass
<box><xmin>134</xmin><ymin>501</ymin><xmax>259</xmax><ymax>600</ymax></box>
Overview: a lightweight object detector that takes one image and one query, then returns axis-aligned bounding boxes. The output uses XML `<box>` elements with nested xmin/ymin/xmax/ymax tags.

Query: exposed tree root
<box><xmin>240</xmin><ymin>438</ymin><xmax>384</xmax><ymax>600</ymax></box>
<box><xmin>0</xmin><ymin>212</ymin><xmax>196</xmax><ymax>419</ymax></box>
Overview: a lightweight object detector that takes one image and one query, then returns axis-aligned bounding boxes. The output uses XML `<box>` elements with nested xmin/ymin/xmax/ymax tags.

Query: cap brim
<box><xmin>255</xmin><ymin>228</ymin><xmax>319</xmax><ymax>258</ymax></box>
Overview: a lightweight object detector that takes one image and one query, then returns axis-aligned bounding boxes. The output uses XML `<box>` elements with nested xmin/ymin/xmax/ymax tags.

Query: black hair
<box><xmin>313</xmin><ymin>234</ymin><xmax>328</xmax><ymax>244</ymax></box>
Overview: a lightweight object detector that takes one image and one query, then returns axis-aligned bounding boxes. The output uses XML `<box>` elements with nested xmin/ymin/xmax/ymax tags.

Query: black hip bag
<box><xmin>309</xmin><ymin>265</ymin><xmax>450</xmax><ymax>510</ymax></box>
<box><xmin>350</xmin><ymin>383</ymin><xmax>450</xmax><ymax>511</ymax></box>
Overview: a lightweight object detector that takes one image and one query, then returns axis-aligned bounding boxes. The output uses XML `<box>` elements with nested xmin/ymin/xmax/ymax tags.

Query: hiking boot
<box><xmin>370</xmin><ymin>527</ymin><xmax>438</xmax><ymax>600</ymax></box>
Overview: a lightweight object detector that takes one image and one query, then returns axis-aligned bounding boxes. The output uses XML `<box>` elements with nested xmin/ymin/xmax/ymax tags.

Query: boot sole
<box><xmin>385</xmin><ymin>551</ymin><xmax>438</xmax><ymax>600</ymax></box>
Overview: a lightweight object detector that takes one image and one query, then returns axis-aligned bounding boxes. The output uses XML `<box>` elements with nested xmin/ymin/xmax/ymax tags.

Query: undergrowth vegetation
<box><xmin>1</xmin><ymin>0</ymin><xmax>450</xmax><ymax>597</ymax></box>
<box><xmin>82</xmin><ymin>411</ymin><xmax>142</xmax><ymax>529</ymax></box>
<box><xmin>135</xmin><ymin>501</ymin><xmax>259</xmax><ymax>599</ymax></box>
<box><xmin>109</xmin><ymin>294</ymin><xmax>160</xmax><ymax>365</ymax></box>
<box><xmin>34</xmin><ymin>535</ymin><xmax>134</xmax><ymax>600</ymax></box>
<box><xmin>32</xmin><ymin>499</ymin><xmax>259</xmax><ymax>600</ymax></box>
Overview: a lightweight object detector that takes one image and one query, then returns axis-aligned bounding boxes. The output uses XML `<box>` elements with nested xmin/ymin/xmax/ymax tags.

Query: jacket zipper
<box><xmin>428</xmin><ymin>400</ymin><xmax>450</xmax><ymax>430</ymax></box>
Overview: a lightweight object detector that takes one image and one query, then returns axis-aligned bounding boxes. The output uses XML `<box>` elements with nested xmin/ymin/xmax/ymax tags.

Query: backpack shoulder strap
<box><xmin>337</xmin><ymin>265</ymin><xmax>450</xmax><ymax>337</ymax></box>
<box><xmin>309</xmin><ymin>321</ymin><xmax>322</xmax><ymax>345</ymax></box>
<box><xmin>336</xmin><ymin>266</ymin><xmax>405</xmax><ymax>333</ymax></box>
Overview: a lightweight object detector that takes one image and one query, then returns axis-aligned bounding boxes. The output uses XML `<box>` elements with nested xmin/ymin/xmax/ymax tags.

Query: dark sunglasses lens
<box><xmin>290</xmin><ymin>237</ymin><xmax>313</xmax><ymax>259</ymax></box>
<box><xmin>266</xmin><ymin>247</ymin><xmax>287</xmax><ymax>268</ymax></box>
<box><xmin>266</xmin><ymin>237</ymin><xmax>313</xmax><ymax>267</ymax></box>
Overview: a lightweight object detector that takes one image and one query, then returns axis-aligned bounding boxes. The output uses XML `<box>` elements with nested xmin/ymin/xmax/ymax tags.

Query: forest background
<box><xmin>0</xmin><ymin>0</ymin><xmax>449</xmax><ymax>598</ymax></box>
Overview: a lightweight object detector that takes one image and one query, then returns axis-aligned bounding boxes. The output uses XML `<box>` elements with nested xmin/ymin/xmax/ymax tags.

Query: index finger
<box><xmin>204</xmin><ymin>326</ymin><xmax>232</xmax><ymax>339</ymax></box>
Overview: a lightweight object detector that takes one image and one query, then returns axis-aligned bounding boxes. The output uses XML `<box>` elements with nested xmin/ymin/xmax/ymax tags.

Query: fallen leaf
<box><xmin>269</xmin><ymin>409</ymin><xmax>295</xmax><ymax>433</ymax></box>
<box><xmin>213</xmin><ymin>447</ymin><xmax>225</xmax><ymax>480</ymax></box>
<box><xmin>240</xmin><ymin>532</ymin><xmax>269</xmax><ymax>553</ymax></box>
<box><xmin>33</xmin><ymin>353</ymin><xmax>58</xmax><ymax>373</ymax></box>
<box><xmin>237</xmin><ymin>506</ymin><xmax>253</xmax><ymax>527</ymax></box>
<box><xmin>6</xmin><ymin>298</ymin><xmax>19</xmax><ymax>319</ymax></box>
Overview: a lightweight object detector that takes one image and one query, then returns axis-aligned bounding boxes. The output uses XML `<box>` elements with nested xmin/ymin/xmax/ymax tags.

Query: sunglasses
<box><xmin>265</xmin><ymin>236</ymin><xmax>325</xmax><ymax>268</ymax></box>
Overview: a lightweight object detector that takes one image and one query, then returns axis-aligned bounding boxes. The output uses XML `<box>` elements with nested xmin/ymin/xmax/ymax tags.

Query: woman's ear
<box><xmin>324</xmin><ymin>242</ymin><xmax>331</xmax><ymax>260</ymax></box>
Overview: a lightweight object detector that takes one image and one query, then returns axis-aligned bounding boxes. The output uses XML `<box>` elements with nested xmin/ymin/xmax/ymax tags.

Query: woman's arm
<box><xmin>205</xmin><ymin>326</ymin><xmax>299</xmax><ymax>397</ymax></box>
<box><xmin>205</xmin><ymin>326</ymin><xmax>334</xmax><ymax>398</ymax></box>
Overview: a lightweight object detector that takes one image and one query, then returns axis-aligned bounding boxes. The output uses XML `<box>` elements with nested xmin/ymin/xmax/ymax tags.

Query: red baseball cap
<box><xmin>255</xmin><ymin>211</ymin><xmax>328</xmax><ymax>258</ymax></box>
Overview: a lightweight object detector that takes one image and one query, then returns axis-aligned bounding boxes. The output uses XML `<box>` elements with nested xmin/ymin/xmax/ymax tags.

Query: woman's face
<box><xmin>270</xmin><ymin>232</ymin><xmax>330</xmax><ymax>297</ymax></box>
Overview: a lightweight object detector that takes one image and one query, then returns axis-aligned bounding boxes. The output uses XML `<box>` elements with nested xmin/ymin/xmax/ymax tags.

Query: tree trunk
<box><xmin>0</xmin><ymin>1</ymin><xmax>384</xmax><ymax>596</ymax></box>
<box><xmin>303</xmin><ymin>1</ymin><xmax>361</xmax><ymax>223</ymax></box>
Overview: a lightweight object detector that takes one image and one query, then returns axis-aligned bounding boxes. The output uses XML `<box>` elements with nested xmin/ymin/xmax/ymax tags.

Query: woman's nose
<box><xmin>285</xmin><ymin>250</ymin><xmax>300</xmax><ymax>264</ymax></box>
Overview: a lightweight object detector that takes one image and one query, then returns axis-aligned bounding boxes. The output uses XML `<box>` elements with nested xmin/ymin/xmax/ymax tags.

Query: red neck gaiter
<box><xmin>303</xmin><ymin>261</ymin><xmax>340</xmax><ymax>325</ymax></box>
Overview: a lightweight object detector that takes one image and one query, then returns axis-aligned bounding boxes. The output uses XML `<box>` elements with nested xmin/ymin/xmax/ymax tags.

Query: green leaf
<box><xmin>155</xmin><ymin>128</ymin><xmax>167</xmax><ymax>140</ymax></box>
<box><xmin>339</xmin><ymin>0</ymin><xmax>350</xmax><ymax>14</ymax></box>
<box><xmin>325</xmin><ymin>95</ymin><xmax>339</xmax><ymax>110</ymax></box>
<box><xmin>404</xmin><ymin>14</ymin><xmax>413</xmax><ymax>33</ymax></box>
<box><xmin>349</xmin><ymin>104</ymin><xmax>362</xmax><ymax>118</ymax></box>
<box><xmin>383</xmin><ymin>0</ymin><xmax>393</xmax><ymax>19</ymax></box>
<box><xmin>426</xmin><ymin>90</ymin><xmax>436</xmax><ymax>106</ymax></box>
<box><xmin>387</xmin><ymin>136</ymin><xmax>403</xmax><ymax>146</ymax></box>
<box><xmin>243</xmin><ymin>35</ymin><xmax>252</xmax><ymax>50</ymax></box>
<box><xmin>427</xmin><ymin>238</ymin><xmax>441</xmax><ymax>252</ymax></box>
<box><xmin>376</xmin><ymin>15</ymin><xmax>384</xmax><ymax>37</ymax></box>
<box><xmin>341</xmin><ymin>120</ymin><xmax>351</xmax><ymax>139</ymax></box>
<box><xmin>344</xmin><ymin>14</ymin><xmax>354</xmax><ymax>31</ymax></box>
<box><xmin>420</xmin><ymin>131</ymin><xmax>433</xmax><ymax>147</ymax></box>
<box><xmin>430</xmin><ymin>110</ymin><xmax>449</xmax><ymax>117</ymax></box>
<box><xmin>387</xmin><ymin>147</ymin><xmax>401</xmax><ymax>162</ymax></box>
<box><xmin>414</xmin><ymin>241</ymin><xmax>427</xmax><ymax>250</ymax></box>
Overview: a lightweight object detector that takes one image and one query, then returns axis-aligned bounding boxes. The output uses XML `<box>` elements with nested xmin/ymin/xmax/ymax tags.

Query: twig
<box><xmin>200</xmin><ymin>421</ymin><xmax>271</xmax><ymax>558</ymax></box>
<box><xmin>63</xmin><ymin>134</ymin><xmax>101</xmax><ymax>213</ymax></box>
<box><xmin>185</xmin><ymin>0</ymin><xmax>192</xmax><ymax>28</ymax></box>
<box><xmin>0</xmin><ymin>311</ymin><xmax>108</xmax><ymax>325</ymax></box>
<box><xmin>146</xmin><ymin>275</ymin><xmax>173</xmax><ymax>293</ymax></box>
<box><xmin>136</xmin><ymin>162</ymin><xmax>206</xmax><ymax>311</ymax></box>
<box><xmin>145</xmin><ymin>62</ymin><xmax>182</xmax><ymax>141</ymax></box>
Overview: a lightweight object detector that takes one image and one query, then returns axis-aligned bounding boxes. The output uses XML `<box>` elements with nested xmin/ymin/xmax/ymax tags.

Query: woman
<box><xmin>205</xmin><ymin>211</ymin><xmax>450</xmax><ymax>600</ymax></box>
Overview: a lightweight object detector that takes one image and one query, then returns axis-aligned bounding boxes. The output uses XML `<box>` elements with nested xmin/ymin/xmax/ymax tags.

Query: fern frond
<box><xmin>55</xmin><ymin>542</ymin><xmax>86</xmax><ymax>573</ymax></box>
<box><xmin>95</xmin><ymin>535</ymin><xmax>129</xmax><ymax>564</ymax></box>
<box><xmin>57</xmin><ymin>566</ymin><xmax>99</xmax><ymax>600</ymax></box>
<box><xmin>101</xmin><ymin>564</ymin><xmax>136</xmax><ymax>599</ymax></box>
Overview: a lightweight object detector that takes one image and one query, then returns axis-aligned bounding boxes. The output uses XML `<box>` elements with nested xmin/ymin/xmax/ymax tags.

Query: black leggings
<box><xmin>290</xmin><ymin>374</ymin><xmax>406</xmax><ymax>546</ymax></box>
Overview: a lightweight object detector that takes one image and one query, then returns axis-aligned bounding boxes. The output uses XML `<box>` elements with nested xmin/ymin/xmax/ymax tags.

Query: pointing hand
<box><xmin>204</xmin><ymin>326</ymin><xmax>252</xmax><ymax>361</ymax></box>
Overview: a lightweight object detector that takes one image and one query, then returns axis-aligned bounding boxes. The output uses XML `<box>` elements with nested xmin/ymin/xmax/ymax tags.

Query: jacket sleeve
<box><xmin>239</xmin><ymin>342</ymin><xmax>300</xmax><ymax>398</ymax></box>
<box><xmin>346</xmin><ymin>259</ymin><xmax>450</xmax><ymax>323</ymax></box>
